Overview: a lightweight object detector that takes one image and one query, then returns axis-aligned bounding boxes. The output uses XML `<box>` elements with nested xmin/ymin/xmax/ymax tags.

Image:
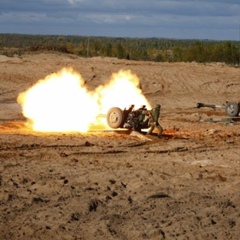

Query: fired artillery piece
<box><xmin>196</xmin><ymin>101</ymin><xmax>240</xmax><ymax>117</ymax></box>
<box><xmin>106</xmin><ymin>105</ymin><xmax>150</xmax><ymax>132</ymax></box>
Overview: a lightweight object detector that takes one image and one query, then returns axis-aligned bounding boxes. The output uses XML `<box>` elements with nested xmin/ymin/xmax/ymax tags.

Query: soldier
<box><xmin>128</xmin><ymin>105</ymin><xmax>148</xmax><ymax>132</ymax></box>
<box><xmin>138</xmin><ymin>105</ymin><xmax>147</xmax><ymax>111</ymax></box>
<box><xmin>147</xmin><ymin>104</ymin><xmax>163</xmax><ymax>137</ymax></box>
<box><xmin>137</xmin><ymin>105</ymin><xmax>147</xmax><ymax>123</ymax></box>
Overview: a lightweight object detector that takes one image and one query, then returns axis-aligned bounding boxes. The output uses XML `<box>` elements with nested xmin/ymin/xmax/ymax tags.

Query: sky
<box><xmin>1</xmin><ymin>0</ymin><xmax>240</xmax><ymax>41</ymax></box>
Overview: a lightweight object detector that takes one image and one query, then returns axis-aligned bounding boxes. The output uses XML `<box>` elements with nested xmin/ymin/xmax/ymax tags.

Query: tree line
<box><xmin>0</xmin><ymin>34</ymin><xmax>239</xmax><ymax>65</ymax></box>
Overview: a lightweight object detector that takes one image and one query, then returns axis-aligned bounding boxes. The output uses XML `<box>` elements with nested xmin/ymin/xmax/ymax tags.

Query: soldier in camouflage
<box><xmin>147</xmin><ymin>104</ymin><xmax>163</xmax><ymax>137</ymax></box>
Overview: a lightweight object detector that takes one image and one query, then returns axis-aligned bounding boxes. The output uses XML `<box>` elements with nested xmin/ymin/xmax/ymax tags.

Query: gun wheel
<box><xmin>225</xmin><ymin>102</ymin><xmax>240</xmax><ymax>117</ymax></box>
<box><xmin>107</xmin><ymin>107</ymin><xmax>125</xmax><ymax>129</ymax></box>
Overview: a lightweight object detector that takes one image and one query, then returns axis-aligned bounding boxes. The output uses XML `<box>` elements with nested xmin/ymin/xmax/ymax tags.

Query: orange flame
<box><xmin>17</xmin><ymin>68</ymin><xmax>151</xmax><ymax>133</ymax></box>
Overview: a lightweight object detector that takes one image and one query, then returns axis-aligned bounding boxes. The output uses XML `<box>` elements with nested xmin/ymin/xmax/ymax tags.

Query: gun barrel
<box><xmin>196</xmin><ymin>102</ymin><xmax>225</xmax><ymax>109</ymax></box>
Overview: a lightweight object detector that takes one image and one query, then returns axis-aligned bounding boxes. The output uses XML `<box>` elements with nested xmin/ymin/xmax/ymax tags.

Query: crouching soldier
<box><xmin>134</xmin><ymin>105</ymin><xmax>149</xmax><ymax>131</ymax></box>
<box><xmin>147</xmin><ymin>104</ymin><xmax>163</xmax><ymax>137</ymax></box>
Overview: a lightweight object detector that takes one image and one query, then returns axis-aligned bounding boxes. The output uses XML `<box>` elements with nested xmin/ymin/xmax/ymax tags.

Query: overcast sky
<box><xmin>1</xmin><ymin>0</ymin><xmax>240</xmax><ymax>41</ymax></box>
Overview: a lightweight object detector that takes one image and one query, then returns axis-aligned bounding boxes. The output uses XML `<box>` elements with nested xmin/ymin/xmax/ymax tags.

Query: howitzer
<box><xmin>196</xmin><ymin>102</ymin><xmax>240</xmax><ymax>117</ymax></box>
<box><xmin>106</xmin><ymin>105</ymin><xmax>150</xmax><ymax>132</ymax></box>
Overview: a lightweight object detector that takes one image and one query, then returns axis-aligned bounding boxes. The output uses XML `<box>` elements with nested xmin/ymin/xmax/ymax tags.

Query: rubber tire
<box><xmin>225</xmin><ymin>102</ymin><xmax>240</xmax><ymax>117</ymax></box>
<box><xmin>107</xmin><ymin>107</ymin><xmax>125</xmax><ymax>129</ymax></box>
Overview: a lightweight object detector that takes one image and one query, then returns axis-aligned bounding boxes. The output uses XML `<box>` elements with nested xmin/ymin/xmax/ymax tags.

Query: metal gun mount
<box><xmin>196</xmin><ymin>101</ymin><xmax>240</xmax><ymax>117</ymax></box>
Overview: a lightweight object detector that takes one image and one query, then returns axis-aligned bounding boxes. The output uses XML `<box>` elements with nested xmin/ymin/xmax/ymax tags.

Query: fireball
<box><xmin>17</xmin><ymin>68</ymin><xmax>151</xmax><ymax>133</ymax></box>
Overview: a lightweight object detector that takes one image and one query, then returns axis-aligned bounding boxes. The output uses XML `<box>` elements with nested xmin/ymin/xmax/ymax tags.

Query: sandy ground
<box><xmin>0</xmin><ymin>52</ymin><xmax>240</xmax><ymax>240</ymax></box>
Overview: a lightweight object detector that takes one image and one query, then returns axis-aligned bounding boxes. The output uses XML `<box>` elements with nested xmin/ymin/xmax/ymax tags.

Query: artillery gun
<box><xmin>106</xmin><ymin>105</ymin><xmax>150</xmax><ymax>132</ymax></box>
<box><xmin>196</xmin><ymin>101</ymin><xmax>240</xmax><ymax>117</ymax></box>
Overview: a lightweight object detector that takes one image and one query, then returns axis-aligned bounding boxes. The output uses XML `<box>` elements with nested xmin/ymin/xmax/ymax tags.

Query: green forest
<box><xmin>0</xmin><ymin>34</ymin><xmax>239</xmax><ymax>65</ymax></box>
